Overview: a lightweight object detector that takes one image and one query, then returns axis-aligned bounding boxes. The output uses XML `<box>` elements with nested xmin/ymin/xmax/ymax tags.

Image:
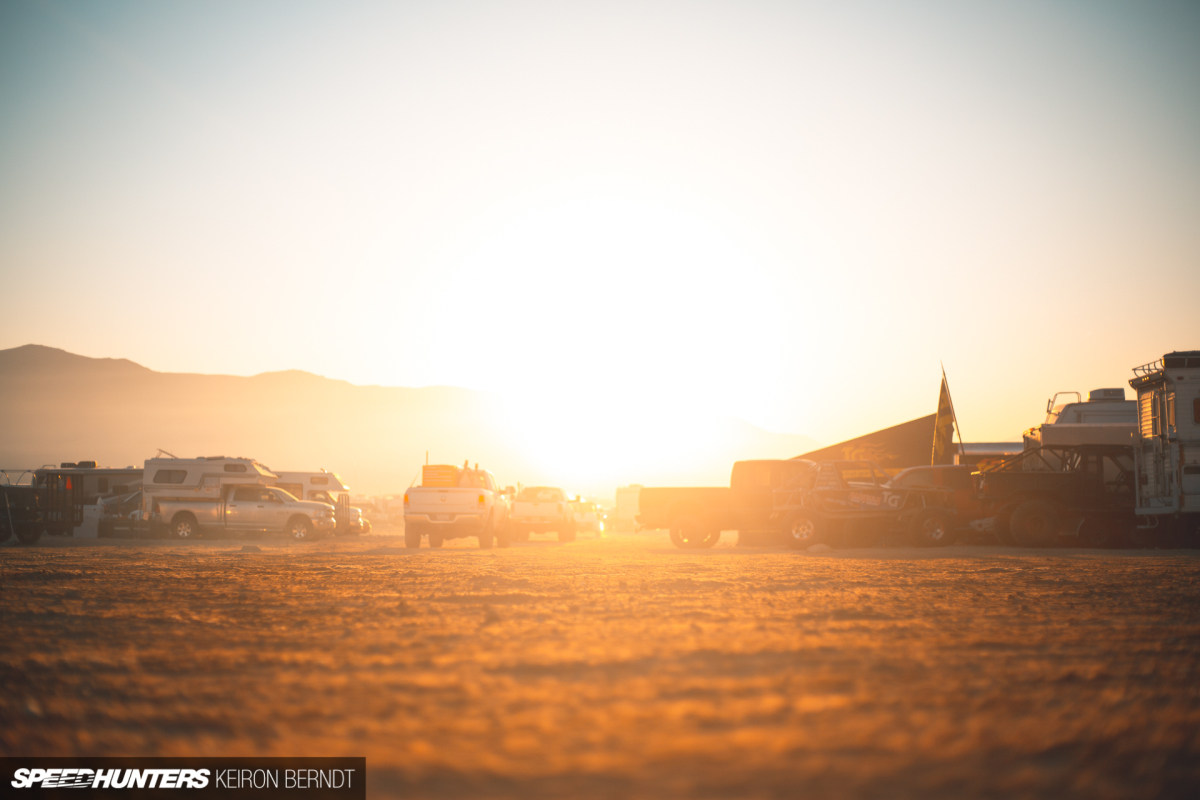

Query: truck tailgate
<box><xmin>408</xmin><ymin>488</ymin><xmax>482</xmax><ymax>515</ymax></box>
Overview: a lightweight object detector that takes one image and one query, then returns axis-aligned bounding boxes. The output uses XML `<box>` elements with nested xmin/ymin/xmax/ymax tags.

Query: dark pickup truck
<box><xmin>974</xmin><ymin>444</ymin><xmax>1136</xmax><ymax>547</ymax></box>
<box><xmin>637</xmin><ymin>459</ymin><xmax>818</xmax><ymax>548</ymax></box>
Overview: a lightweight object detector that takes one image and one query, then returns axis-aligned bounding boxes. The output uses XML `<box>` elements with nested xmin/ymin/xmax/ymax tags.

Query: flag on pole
<box><xmin>931</xmin><ymin>374</ymin><xmax>957</xmax><ymax>465</ymax></box>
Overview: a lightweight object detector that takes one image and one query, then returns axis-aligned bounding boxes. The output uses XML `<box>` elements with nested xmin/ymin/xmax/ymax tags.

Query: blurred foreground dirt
<box><xmin>2</xmin><ymin>533</ymin><xmax>1199</xmax><ymax>799</ymax></box>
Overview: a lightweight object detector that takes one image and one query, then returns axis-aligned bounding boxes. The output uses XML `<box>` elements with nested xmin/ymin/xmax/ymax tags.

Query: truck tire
<box><xmin>782</xmin><ymin>511</ymin><xmax>821</xmax><ymax>549</ymax></box>
<box><xmin>429</xmin><ymin>532</ymin><xmax>444</xmax><ymax>548</ymax></box>
<box><xmin>558</xmin><ymin>522</ymin><xmax>576</xmax><ymax>543</ymax></box>
<box><xmin>1010</xmin><ymin>500</ymin><xmax>1057</xmax><ymax>548</ymax></box>
<box><xmin>404</xmin><ymin>525</ymin><xmax>421</xmax><ymax>548</ymax></box>
<box><xmin>669</xmin><ymin>514</ymin><xmax>715</xmax><ymax>548</ymax></box>
<box><xmin>517</xmin><ymin>529</ymin><xmax>530</xmax><ymax>542</ymax></box>
<box><xmin>15</xmin><ymin>523</ymin><xmax>42</xmax><ymax>545</ymax></box>
<box><xmin>910</xmin><ymin>508</ymin><xmax>952</xmax><ymax>547</ymax></box>
<box><xmin>479</xmin><ymin>516</ymin><xmax>495</xmax><ymax>549</ymax></box>
<box><xmin>287</xmin><ymin>516</ymin><xmax>317</xmax><ymax>542</ymax></box>
<box><xmin>171</xmin><ymin>514</ymin><xmax>199</xmax><ymax>540</ymax></box>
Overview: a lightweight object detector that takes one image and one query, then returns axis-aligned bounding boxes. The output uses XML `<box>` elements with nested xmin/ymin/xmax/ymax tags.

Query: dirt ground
<box><xmin>2</xmin><ymin>532</ymin><xmax>1199</xmax><ymax>799</ymax></box>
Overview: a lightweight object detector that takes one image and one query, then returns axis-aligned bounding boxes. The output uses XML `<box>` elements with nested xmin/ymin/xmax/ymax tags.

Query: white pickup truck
<box><xmin>508</xmin><ymin>486</ymin><xmax>576</xmax><ymax>542</ymax></box>
<box><xmin>403</xmin><ymin>463</ymin><xmax>512</xmax><ymax>549</ymax></box>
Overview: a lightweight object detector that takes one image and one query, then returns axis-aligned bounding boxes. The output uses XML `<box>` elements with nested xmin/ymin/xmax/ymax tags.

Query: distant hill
<box><xmin>0</xmin><ymin>345</ymin><xmax>820</xmax><ymax>497</ymax></box>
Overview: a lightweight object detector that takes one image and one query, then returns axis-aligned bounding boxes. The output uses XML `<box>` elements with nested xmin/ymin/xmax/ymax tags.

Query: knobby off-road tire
<box><xmin>171</xmin><ymin>514</ymin><xmax>199</xmax><ymax>540</ymax></box>
<box><xmin>669</xmin><ymin>514</ymin><xmax>718</xmax><ymax>549</ymax></box>
<box><xmin>782</xmin><ymin>511</ymin><xmax>821</xmax><ymax>549</ymax></box>
<box><xmin>1009</xmin><ymin>500</ymin><xmax>1058</xmax><ymax>548</ymax></box>
<box><xmin>910</xmin><ymin>508</ymin><xmax>952</xmax><ymax>547</ymax></box>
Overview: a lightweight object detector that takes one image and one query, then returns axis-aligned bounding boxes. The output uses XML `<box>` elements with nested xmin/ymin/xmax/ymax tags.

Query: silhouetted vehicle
<box><xmin>973</xmin><ymin>444</ymin><xmax>1136</xmax><ymax>547</ymax></box>
<box><xmin>98</xmin><ymin>489</ymin><xmax>143</xmax><ymax>537</ymax></box>
<box><xmin>637</xmin><ymin>460</ymin><xmax>817</xmax><ymax>548</ymax></box>
<box><xmin>882</xmin><ymin>464</ymin><xmax>984</xmax><ymax>544</ymax></box>
<box><xmin>0</xmin><ymin>471</ymin><xmax>43</xmax><ymax>544</ymax></box>
<box><xmin>508</xmin><ymin>486</ymin><xmax>576</xmax><ymax>542</ymax></box>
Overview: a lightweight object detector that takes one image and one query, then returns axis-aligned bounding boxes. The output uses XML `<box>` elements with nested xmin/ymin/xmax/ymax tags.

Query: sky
<box><xmin>2</xmin><ymin>0</ymin><xmax>1198</xmax><ymax>453</ymax></box>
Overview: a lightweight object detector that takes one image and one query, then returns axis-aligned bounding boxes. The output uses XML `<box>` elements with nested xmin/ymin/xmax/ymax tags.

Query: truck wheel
<box><xmin>669</xmin><ymin>514</ymin><xmax>714</xmax><ymax>548</ymax></box>
<box><xmin>404</xmin><ymin>525</ymin><xmax>421</xmax><ymax>548</ymax></box>
<box><xmin>518</xmin><ymin>530</ymin><xmax>530</xmax><ymax>542</ymax></box>
<box><xmin>288</xmin><ymin>516</ymin><xmax>316</xmax><ymax>542</ymax></box>
<box><xmin>698</xmin><ymin>530</ymin><xmax>721</xmax><ymax>548</ymax></box>
<box><xmin>1010</xmin><ymin>500</ymin><xmax>1057</xmax><ymax>548</ymax></box>
<box><xmin>910</xmin><ymin>508</ymin><xmax>952</xmax><ymax>547</ymax></box>
<box><xmin>171</xmin><ymin>514</ymin><xmax>199</xmax><ymax>540</ymax></box>
<box><xmin>782</xmin><ymin>512</ymin><xmax>821</xmax><ymax>549</ymax></box>
<box><xmin>479</xmin><ymin>516</ymin><xmax>495</xmax><ymax>549</ymax></box>
<box><xmin>429</xmin><ymin>532</ymin><xmax>444</xmax><ymax>548</ymax></box>
<box><xmin>15</xmin><ymin>523</ymin><xmax>42</xmax><ymax>545</ymax></box>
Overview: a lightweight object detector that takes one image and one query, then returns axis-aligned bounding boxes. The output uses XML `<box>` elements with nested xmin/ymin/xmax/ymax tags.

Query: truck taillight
<box><xmin>478</xmin><ymin>494</ymin><xmax>485</xmax><ymax>504</ymax></box>
<box><xmin>403</xmin><ymin>494</ymin><xmax>409</xmax><ymax>506</ymax></box>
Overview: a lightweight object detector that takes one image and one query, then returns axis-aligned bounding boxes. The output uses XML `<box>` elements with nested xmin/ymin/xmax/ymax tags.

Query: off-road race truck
<box><xmin>772</xmin><ymin>461</ymin><xmax>985</xmax><ymax>549</ymax></box>
<box><xmin>403</xmin><ymin>463</ymin><xmax>511</xmax><ymax>549</ymax></box>
<box><xmin>636</xmin><ymin>459</ymin><xmax>818</xmax><ymax>548</ymax></box>
<box><xmin>507</xmin><ymin>486</ymin><xmax>576</xmax><ymax>542</ymax></box>
<box><xmin>973</xmin><ymin>444</ymin><xmax>1137</xmax><ymax>547</ymax></box>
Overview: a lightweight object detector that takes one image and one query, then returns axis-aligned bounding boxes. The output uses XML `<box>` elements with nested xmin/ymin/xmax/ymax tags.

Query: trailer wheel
<box><xmin>287</xmin><ymin>516</ymin><xmax>316</xmax><ymax>542</ymax></box>
<box><xmin>910</xmin><ymin>508</ymin><xmax>952</xmax><ymax>547</ymax></box>
<box><xmin>782</xmin><ymin>511</ymin><xmax>821</xmax><ymax>549</ymax></box>
<box><xmin>1009</xmin><ymin>500</ymin><xmax>1057</xmax><ymax>548</ymax></box>
<box><xmin>171</xmin><ymin>514</ymin><xmax>199</xmax><ymax>540</ymax></box>
<box><xmin>669</xmin><ymin>514</ymin><xmax>716</xmax><ymax>548</ymax></box>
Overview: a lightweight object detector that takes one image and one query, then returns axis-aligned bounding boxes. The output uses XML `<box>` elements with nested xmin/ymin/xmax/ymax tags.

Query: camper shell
<box><xmin>1023</xmin><ymin>388</ymin><xmax>1137</xmax><ymax>469</ymax></box>
<box><xmin>142</xmin><ymin>456</ymin><xmax>276</xmax><ymax>525</ymax></box>
<box><xmin>1129</xmin><ymin>351</ymin><xmax>1200</xmax><ymax>539</ymax></box>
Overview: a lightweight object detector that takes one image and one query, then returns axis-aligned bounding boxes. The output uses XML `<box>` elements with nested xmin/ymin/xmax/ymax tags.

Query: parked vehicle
<box><xmin>144</xmin><ymin>456</ymin><xmax>334</xmax><ymax>541</ymax></box>
<box><xmin>637</xmin><ymin>460</ymin><xmax>817</xmax><ymax>548</ymax></box>
<box><xmin>274</xmin><ymin>471</ymin><xmax>369</xmax><ymax>535</ymax></box>
<box><xmin>1023</xmin><ymin>388</ymin><xmax>1137</xmax><ymax>468</ymax></box>
<box><xmin>508</xmin><ymin>486</ymin><xmax>576</xmax><ymax>542</ymax></box>
<box><xmin>570</xmin><ymin>498</ymin><xmax>604</xmax><ymax>536</ymax></box>
<box><xmin>1129</xmin><ymin>351</ymin><xmax>1200</xmax><ymax>542</ymax></box>
<box><xmin>973</xmin><ymin>444</ymin><xmax>1136</xmax><ymax>547</ymax></box>
<box><xmin>882</xmin><ymin>464</ymin><xmax>984</xmax><ymax>543</ymax></box>
<box><xmin>98</xmin><ymin>489</ymin><xmax>142</xmax><ymax>537</ymax></box>
<box><xmin>403</xmin><ymin>462</ymin><xmax>511</xmax><ymax>549</ymax></box>
<box><xmin>613</xmin><ymin>485</ymin><xmax>642</xmax><ymax>531</ymax></box>
<box><xmin>0</xmin><ymin>470</ymin><xmax>42</xmax><ymax>544</ymax></box>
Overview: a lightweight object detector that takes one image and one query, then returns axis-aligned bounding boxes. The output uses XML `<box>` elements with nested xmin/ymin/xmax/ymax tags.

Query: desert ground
<box><xmin>2</xmin><ymin>531</ymin><xmax>1199</xmax><ymax>799</ymax></box>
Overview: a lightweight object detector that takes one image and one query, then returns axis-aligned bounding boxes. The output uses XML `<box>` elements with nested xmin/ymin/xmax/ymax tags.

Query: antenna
<box><xmin>155</xmin><ymin>448</ymin><xmax>179</xmax><ymax>459</ymax></box>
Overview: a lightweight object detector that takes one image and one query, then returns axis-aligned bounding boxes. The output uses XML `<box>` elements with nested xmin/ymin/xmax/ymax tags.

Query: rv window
<box><xmin>311</xmin><ymin>476</ymin><xmax>329</xmax><ymax>485</ymax></box>
<box><xmin>153</xmin><ymin>470</ymin><xmax>187</xmax><ymax>484</ymax></box>
<box><xmin>224</xmin><ymin>464</ymin><xmax>247</xmax><ymax>473</ymax></box>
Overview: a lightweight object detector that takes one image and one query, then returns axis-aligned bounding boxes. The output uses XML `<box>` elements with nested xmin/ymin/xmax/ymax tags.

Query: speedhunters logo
<box><xmin>2</xmin><ymin>759</ymin><xmax>364</xmax><ymax>799</ymax></box>
<box><xmin>13</xmin><ymin>769</ymin><xmax>212</xmax><ymax>789</ymax></box>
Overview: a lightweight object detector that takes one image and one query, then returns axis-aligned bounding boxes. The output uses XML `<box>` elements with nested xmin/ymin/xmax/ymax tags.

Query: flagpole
<box><xmin>941</xmin><ymin>361</ymin><xmax>966</xmax><ymax>462</ymax></box>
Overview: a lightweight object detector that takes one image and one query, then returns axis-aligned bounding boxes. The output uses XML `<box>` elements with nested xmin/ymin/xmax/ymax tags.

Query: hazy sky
<box><xmin>2</xmin><ymin>0</ymin><xmax>1198</xmax><ymax>447</ymax></box>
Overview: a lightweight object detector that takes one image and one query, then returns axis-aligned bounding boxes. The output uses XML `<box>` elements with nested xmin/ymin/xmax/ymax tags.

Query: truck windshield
<box><xmin>518</xmin><ymin>488</ymin><xmax>564</xmax><ymax>502</ymax></box>
<box><xmin>273</xmin><ymin>488</ymin><xmax>299</xmax><ymax>502</ymax></box>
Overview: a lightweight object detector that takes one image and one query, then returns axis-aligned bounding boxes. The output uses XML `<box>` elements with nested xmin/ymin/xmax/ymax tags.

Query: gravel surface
<box><xmin>3</xmin><ymin>533</ymin><xmax>1199</xmax><ymax>799</ymax></box>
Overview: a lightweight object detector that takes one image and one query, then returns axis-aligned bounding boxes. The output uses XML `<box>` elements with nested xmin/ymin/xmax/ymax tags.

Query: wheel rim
<box><xmin>923</xmin><ymin>518</ymin><xmax>946</xmax><ymax>541</ymax></box>
<box><xmin>292</xmin><ymin>523</ymin><xmax>307</xmax><ymax>539</ymax></box>
<box><xmin>176</xmin><ymin>521</ymin><xmax>192</xmax><ymax>538</ymax></box>
<box><xmin>790</xmin><ymin>518</ymin><xmax>814</xmax><ymax>542</ymax></box>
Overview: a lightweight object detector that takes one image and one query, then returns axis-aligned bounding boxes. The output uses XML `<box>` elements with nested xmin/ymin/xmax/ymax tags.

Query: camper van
<box><xmin>142</xmin><ymin>456</ymin><xmax>334</xmax><ymax>540</ymax></box>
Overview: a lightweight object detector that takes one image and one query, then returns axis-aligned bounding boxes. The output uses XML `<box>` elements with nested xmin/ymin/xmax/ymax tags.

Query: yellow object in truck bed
<box><xmin>422</xmin><ymin>465</ymin><xmax>461</xmax><ymax>488</ymax></box>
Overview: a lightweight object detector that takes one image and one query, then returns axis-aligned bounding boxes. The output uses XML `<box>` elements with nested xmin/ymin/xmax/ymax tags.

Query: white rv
<box><xmin>1023</xmin><ymin>388</ymin><xmax>1137</xmax><ymax>472</ymax></box>
<box><xmin>1129</xmin><ymin>351</ymin><xmax>1200</xmax><ymax>539</ymax></box>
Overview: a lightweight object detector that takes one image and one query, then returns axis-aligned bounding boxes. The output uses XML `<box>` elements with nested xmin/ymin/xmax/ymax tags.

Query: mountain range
<box><xmin>0</xmin><ymin>345</ymin><xmax>820</xmax><ymax>497</ymax></box>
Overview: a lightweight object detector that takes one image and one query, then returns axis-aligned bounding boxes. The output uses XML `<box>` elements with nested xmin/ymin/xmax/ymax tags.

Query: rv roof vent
<box><xmin>60</xmin><ymin>462</ymin><xmax>76</xmax><ymax>469</ymax></box>
<box><xmin>1088</xmin><ymin>388</ymin><xmax>1125</xmax><ymax>402</ymax></box>
<box><xmin>76</xmin><ymin>460</ymin><xmax>97</xmax><ymax>469</ymax></box>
